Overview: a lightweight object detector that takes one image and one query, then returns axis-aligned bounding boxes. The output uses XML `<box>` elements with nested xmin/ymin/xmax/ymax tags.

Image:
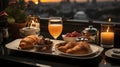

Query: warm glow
<box><xmin>108</xmin><ymin>18</ymin><xmax>111</xmax><ymax>22</ymax></box>
<box><xmin>25</xmin><ymin>0</ymin><xmax>87</xmax><ymax>3</ymax></box>
<box><xmin>32</xmin><ymin>20</ymin><xmax>35</xmax><ymax>23</ymax></box>
<box><xmin>35</xmin><ymin>1</ymin><xmax>38</xmax><ymax>4</ymax></box>
<box><xmin>25</xmin><ymin>0</ymin><xmax>115</xmax><ymax>3</ymax></box>
<box><xmin>25</xmin><ymin>0</ymin><xmax>61</xmax><ymax>3</ymax></box>
<box><xmin>106</xmin><ymin>26</ymin><xmax>110</xmax><ymax>32</ymax></box>
<box><xmin>30</xmin><ymin>19</ymin><xmax>40</xmax><ymax>28</ymax></box>
<box><xmin>41</xmin><ymin>0</ymin><xmax>62</xmax><ymax>2</ymax></box>
<box><xmin>30</xmin><ymin>20</ymin><xmax>35</xmax><ymax>27</ymax></box>
<box><xmin>101</xmin><ymin>32</ymin><xmax>114</xmax><ymax>45</ymax></box>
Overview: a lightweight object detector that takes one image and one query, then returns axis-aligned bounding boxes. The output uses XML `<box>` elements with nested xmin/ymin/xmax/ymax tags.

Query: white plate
<box><xmin>105</xmin><ymin>48</ymin><xmax>120</xmax><ymax>59</ymax></box>
<box><xmin>55</xmin><ymin>44</ymin><xmax>99</xmax><ymax>57</ymax></box>
<box><xmin>55</xmin><ymin>45</ymin><xmax>104</xmax><ymax>59</ymax></box>
<box><xmin>5</xmin><ymin>39</ymin><xmax>104</xmax><ymax>59</ymax></box>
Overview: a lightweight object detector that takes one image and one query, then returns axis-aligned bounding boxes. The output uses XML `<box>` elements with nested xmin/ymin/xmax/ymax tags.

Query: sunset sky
<box><xmin>24</xmin><ymin>0</ymin><xmax>115</xmax><ymax>3</ymax></box>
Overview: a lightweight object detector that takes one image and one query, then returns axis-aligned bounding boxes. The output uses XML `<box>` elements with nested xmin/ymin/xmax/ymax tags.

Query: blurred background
<box><xmin>1</xmin><ymin>0</ymin><xmax>120</xmax><ymax>22</ymax></box>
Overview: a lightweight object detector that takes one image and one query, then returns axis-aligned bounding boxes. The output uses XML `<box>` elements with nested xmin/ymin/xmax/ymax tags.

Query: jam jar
<box><xmin>82</xmin><ymin>25</ymin><xmax>99</xmax><ymax>44</ymax></box>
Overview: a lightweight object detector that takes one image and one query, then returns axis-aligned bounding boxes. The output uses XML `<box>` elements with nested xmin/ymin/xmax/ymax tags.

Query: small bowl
<box><xmin>62</xmin><ymin>35</ymin><xmax>78</xmax><ymax>42</ymax></box>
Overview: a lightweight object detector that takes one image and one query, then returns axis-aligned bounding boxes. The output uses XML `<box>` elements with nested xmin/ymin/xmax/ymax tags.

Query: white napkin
<box><xmin>112</xmin><ymin>49</ymin><xmax>120</xmax><ymax>57</ymax></box>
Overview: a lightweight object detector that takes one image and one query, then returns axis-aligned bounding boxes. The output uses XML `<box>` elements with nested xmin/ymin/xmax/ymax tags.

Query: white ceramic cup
<box><xmin>19</xmin><ymin>27</ymin><xmax>40</xmax><ymax>37</ymax></box>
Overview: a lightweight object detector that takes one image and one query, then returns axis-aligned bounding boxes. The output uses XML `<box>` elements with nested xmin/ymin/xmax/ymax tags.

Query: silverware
<box><xmin>76</xmin><ymin>36</ymin><xmax>88</xmax><ymax>42</ymax></box>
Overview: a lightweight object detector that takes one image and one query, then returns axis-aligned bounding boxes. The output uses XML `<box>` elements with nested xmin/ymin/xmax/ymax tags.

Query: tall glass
<box><xmin>48</xmin><ymin>17</ymin><xmax>63</xmax><ymax>39</ymax></box>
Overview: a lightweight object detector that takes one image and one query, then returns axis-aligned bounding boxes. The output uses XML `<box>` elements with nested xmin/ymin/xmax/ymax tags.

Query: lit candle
<box><xmin>101</xmin><ymin>32</ymin><xmax>114</xmax><ymax>45</ymax></box>
<box><xmin>101</xmin><ymin>25</ymin><xmax>114</xmax><ymax>47</ymax></box>
<box><xmin>30</xmin><ymin>20</ymin><xmax>40</xmax><ymax>28</ymax></box>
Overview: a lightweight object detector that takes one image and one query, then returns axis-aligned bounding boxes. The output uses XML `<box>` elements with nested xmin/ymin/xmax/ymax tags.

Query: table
<box><xmin>0</xmin><ymin>46</ymin><xmax>120</xmax><ymax>67</ymax></box>
<box><xmin>0</xmin><ymin>37</ymin><xmax>120</xmax><ymax>67</ymax></box>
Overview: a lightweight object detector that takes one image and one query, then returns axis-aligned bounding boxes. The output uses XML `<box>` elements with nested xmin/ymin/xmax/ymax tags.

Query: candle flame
<box><xmin>30</xmin><ymin>20</ymin><xmax>36</xmax><ymax>27</ymax></box>
<box><xmin>32</xmin><ymin>20</ymin><xmax>35</xmax><ymax>23</ymax></box>
<box><xmin>106</xmin><ymin>26</ymin><xmax>110</xmax><ymax>32</ymax></box>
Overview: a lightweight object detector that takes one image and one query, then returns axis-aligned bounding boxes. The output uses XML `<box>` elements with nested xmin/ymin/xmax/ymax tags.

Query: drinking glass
<box><xmin>48</xmin><ymin>17</ymin><xmax>63</xmax><ymax>39</ymax></box>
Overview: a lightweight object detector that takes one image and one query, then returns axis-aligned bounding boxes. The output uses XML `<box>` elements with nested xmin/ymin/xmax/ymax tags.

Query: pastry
<box><xmin>19</xmin><ymin>35</ymin><xmax>53</xmax><ymax>53</ymax></box>
<box><xmin>57</xmin><ymin>42</ymin><xmax>76</xmax><ymax>52</ymax></box>
<box><xmin>19</xmin><ymin>35</ymin><xmax>40</xmax><ymax>49</ymax></box>
<box><xmin>66</xmin><ymin>41</ymin><xmax>91</xmax><ymax>54</ymax></box>
<box><xmin>57</xmin><ymin>41</ymin><xmax>91</xmax><ymax>54</ymax></box>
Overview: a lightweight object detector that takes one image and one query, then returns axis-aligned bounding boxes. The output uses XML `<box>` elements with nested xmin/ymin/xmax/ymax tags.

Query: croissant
<box><xmin>19</xmin><ymin>35</ymin><xmax>40</xmax><ymax>49</ymax></box>
<box><xmin>58</xmin><ymin>42</ymin><xmax>76</xmax><ymax>52</ymax></box>
<box><xmin>66</xmin><ymin>41</ymin><xmax>91</xmax><ymax>54</ymax></box>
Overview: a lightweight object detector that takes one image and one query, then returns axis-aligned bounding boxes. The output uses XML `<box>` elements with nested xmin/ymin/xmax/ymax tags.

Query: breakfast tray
<box><xmin>5</xmin><ymin>39</ymin><xmax>104</xmax><ymax>60</ymax></box>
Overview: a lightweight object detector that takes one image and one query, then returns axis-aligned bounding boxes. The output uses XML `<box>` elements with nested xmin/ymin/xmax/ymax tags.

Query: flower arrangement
<box><xmin>0</xmin><ymin>1</ymin><xmax>28</xmax><ymax>39</ymax></box>
<box><xmin>4</xmin><ymin>1</ymin><xmax>27</xmax><ymax>24</ymax></box>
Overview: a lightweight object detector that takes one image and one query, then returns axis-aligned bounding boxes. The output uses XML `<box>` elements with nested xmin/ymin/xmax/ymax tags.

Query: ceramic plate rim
<box><xmin>105</xmin><ymin>48</ymin><xmax>120</xmax><ymax>59</ymax></box>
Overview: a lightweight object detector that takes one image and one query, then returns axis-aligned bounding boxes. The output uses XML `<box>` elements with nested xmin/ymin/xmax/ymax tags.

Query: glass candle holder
<box><xmin>29</xmin><ymin>16</ymin><xmax>40</xmax><ymax>28</ymax></box>
<box><xmin>27</xmin><ymin>16</ymin><xmax>40</xmax><ymax>36</ymax></box>
<box><xmin>100</xmin><ymin>24</ymin><xmax>114</xmax><ymax>48</ymax></box>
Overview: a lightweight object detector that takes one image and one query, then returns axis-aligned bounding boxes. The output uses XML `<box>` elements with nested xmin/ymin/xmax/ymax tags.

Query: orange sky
<box><xmin>40</xmin><ymin>0</ymin><xmax>61</xmax><ymax>2</ymax></box>
<box><xmin>25</xmin><ymin>0</ymin><xmax>61</xmax><ymax>2</ymax></box>
<box><xmin>25</xmin><ymin>0</ymin><xmax>114</xmax><ymax>3</ymax></box>
<box><xmin>25</xmin><ymin>0</ymin><xmax>86</xmax><ymax>3</ymax></box>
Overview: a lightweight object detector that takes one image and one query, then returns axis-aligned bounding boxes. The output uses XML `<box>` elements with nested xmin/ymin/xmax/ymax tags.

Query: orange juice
<box><xmin>48</xmin><ymin>24</ymin><xmax>63</xmax><ymax>39</ymax></box>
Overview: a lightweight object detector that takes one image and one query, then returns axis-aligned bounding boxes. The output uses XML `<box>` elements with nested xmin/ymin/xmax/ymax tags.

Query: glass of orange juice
<box><xmin>48</xmin><ymin>17</ymin><xmax>63</xmax><ymax>39</ymax></box>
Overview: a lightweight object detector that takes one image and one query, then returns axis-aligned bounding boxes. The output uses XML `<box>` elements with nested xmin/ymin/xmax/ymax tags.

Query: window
<box><xmin>6</xmin><ymin>0</ymin><xmax>120</xmax><ymax>22</ymax></box>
